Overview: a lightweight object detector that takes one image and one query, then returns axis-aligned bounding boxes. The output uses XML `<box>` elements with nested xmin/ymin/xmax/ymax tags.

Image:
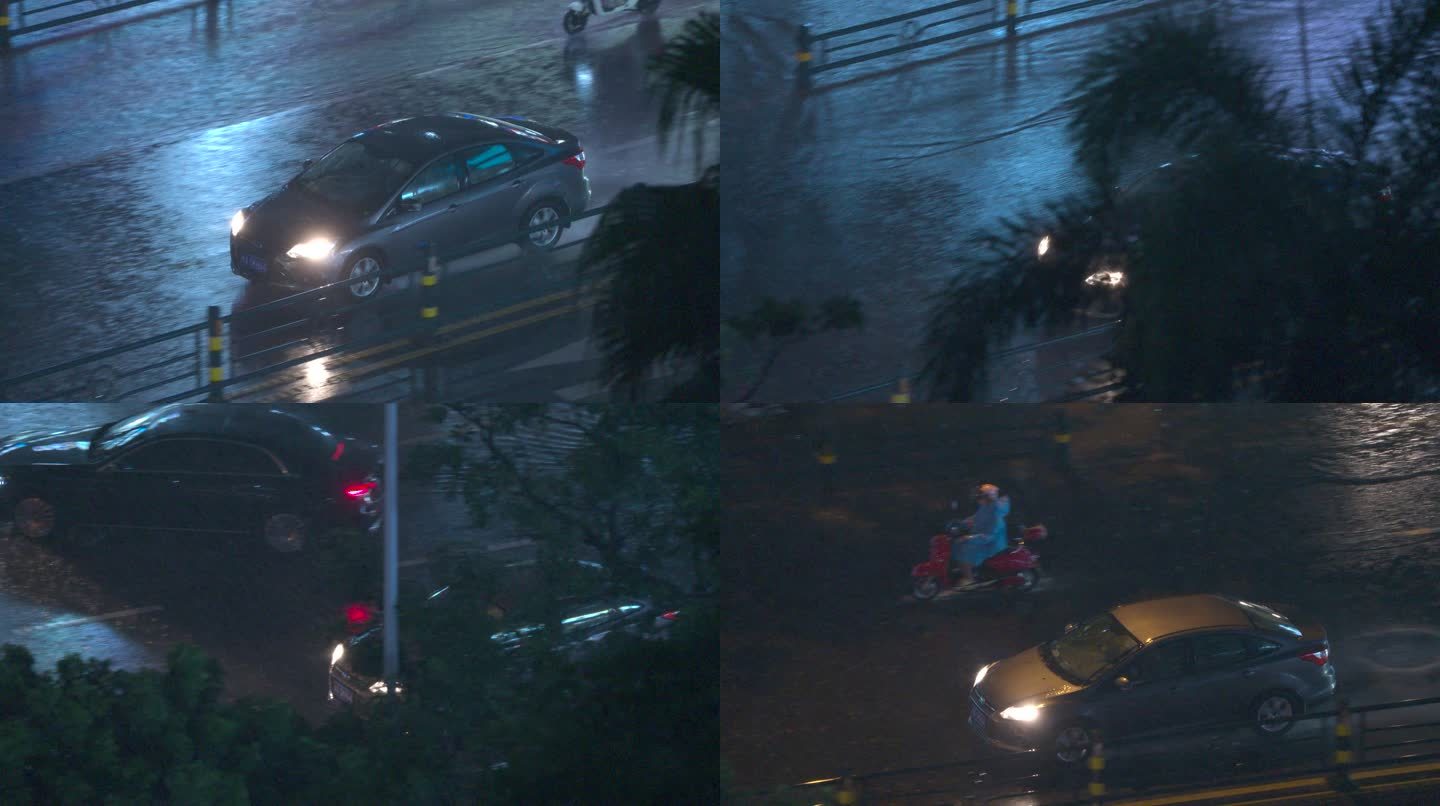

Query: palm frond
<box><xmin>648</xmin><ymin>12</ymin><xmax>720</xmax><ymax>156</ymax></box>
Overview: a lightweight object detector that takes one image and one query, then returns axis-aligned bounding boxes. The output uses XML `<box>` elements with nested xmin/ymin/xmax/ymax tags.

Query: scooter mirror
<box><xmin>1114</xmin><ymin>675</ymin><xmax>1133</xmax><ymax>691</ymax></box>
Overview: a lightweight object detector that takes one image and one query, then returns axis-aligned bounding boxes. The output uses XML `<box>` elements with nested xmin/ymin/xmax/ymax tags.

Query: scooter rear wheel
<box><xmin>563</xmin><ymin>10</ymin><xmax>587</xmax><ymax>34</ymax></box>
<box><xmin>913</xmin><ymin>576</ymin><xmax>940</xmax><ymax>600</ymax></box>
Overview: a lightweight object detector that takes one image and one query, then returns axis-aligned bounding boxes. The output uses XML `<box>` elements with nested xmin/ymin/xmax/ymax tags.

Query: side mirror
<box><xmin>1114</xmin><ymin>675</ymin><xmax>1133</xmax><ymax>691</ymax></box>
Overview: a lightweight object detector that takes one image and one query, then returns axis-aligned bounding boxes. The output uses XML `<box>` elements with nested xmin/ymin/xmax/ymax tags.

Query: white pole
<box><xmin>383</xmin><ymin>401</ymin><xmax>399</xmax><ymax>694</ymax></box>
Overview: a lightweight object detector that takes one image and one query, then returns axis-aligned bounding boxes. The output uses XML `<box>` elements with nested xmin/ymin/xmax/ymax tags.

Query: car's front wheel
<box><xmin>1252</xmin><ymin>691</ymin><xmax>1301</xmax><ymax>736</ymax></box>
<box><xmin>1053</xmin><ymin>723</ymin><xmax>1095</xmax><ymax>764</ymax></box>
<box><xmin>262</xmin><ymin>513</ymin><xmax>309</xmax><ymax>553</ymax></box>
<box><xmin>342</xmin><ymin>252</ymin><xmax>385</xmax><ymax>301</ymax></box>
<box><xmin>563</xmin><ymin>10</ymin><xmax>587</xmax><ymax>33</ymax></box>
<box><xmin>11</xmin><ymin>494</ymin><xmax>58</xmax><ymax>540</ymax></box>
<box><xmin>519</xmin><ymin>200</ymin><xmax>568</xmax><ymax>253</ymax></box>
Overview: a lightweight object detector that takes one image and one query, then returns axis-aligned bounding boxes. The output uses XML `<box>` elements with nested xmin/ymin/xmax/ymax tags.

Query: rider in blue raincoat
<box><xmin>953</xmin><ymin>483</ymin><xmax>1010</xmax><ymax>588</ymax></box>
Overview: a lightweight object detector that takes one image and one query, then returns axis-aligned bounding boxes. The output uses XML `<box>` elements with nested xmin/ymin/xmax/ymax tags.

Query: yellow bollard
<box><xmin>1087</xmin><ymin>734</ymin><xmax>1105</xmax><ymax>802</ymax></box>
<box><xmin>836</xmin><ymin>776</ymin><xmax>859</xmax><ymax>805</ymax></box>
<box><xmin>890</xmin><ymin>377</ymin><xmax>912</xmax><ymax>404</ymax></box>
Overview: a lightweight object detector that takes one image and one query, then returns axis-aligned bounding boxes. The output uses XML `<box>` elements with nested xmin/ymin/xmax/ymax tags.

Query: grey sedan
<box><xmin>969</xmin><ymin>594</ymin><xmax>1337</xmax><ymax>763</ymax></box>
<box><xmin>230</xmin><ymin>113</ymin><xmax>592</xmax><ymax>300</ymax></box>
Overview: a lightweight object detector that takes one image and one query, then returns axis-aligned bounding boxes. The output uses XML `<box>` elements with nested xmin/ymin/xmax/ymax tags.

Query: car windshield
<box><xmin>89</xmin><ymin>405</ymin><xmax>185</xmax><ymax>457</ymax></box>
<box><xmin>1043</xmin><ymin>613</ymin><xmax>1141</xmax><ymax>683</ymax></box>
<box><xmin>295</xmin><ymin>141</ymin><xmax>415</xmax><ymax>215</ymax></box>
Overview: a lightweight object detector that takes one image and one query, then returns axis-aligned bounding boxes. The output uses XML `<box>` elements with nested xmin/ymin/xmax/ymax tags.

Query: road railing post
<box><xmin>795</xmin><ymin>24</ymin><xmax>814</xmax><ymax>90</ymax></box>
<box><xmin>1006</xmin><ymin>0</ymin><xmax>1018</xmax><ymax>35</ymax></box>
<box><xmin>1329</xmin><ymin>699</ymin><xmax>1356</xmax><ymax>792</ymax></box>
<box><xmin>1087</xmin><ymin>732</ymin><xmax>1105</xmax><ymax>803</ymax></box>
<box><xmin>1</xmin><ymin>1</ymin><xmax>11</xmax><ymax>51</ymax></box>
<box><xmin>890</xmin><ymin>377</ymin><xmax>912</xmax><ymax>404</ymax></box>
<box><xmin>836</xmin><ymin>776</ymin><xmax>859</xmax><ymax>805</ymax></box>
<box><xmin>1053</xmin><ymin>409</ymin><xmax>1071</xmax><ymax>467</ymax></box>
<box><xmin>206</xmin><ymin>305</ymin><xmax>224</xmax><ymax>401</ymax></box>
<box><xmin>416</xmin><ymin>242</ymin><xmax>442</xmax><ymax>402</ymax></box>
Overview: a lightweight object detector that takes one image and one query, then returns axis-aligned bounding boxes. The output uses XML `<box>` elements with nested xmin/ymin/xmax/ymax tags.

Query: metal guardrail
<box><xmin>742</xmin><ymin>694</ymin><xmax>1440</xmax><ymax>805</ymax></box>
<box><xmin>0</xmin><ymin>0</ymin><xmax>212</xmax><ymax>45</ymax></box>
<box><xmin>793</xmin><ymin>0</ymin><xmax>1211</xmax><ymax>81</ymax></box>
<box><xmin>0</xmin><ymin>205</ymin><xmax>610</xmax><ymax>404</ymax></box>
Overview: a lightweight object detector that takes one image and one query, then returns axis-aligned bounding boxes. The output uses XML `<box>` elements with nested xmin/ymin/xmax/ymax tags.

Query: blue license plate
<box><xmin>241</xmin><ymin>254</ymin><xmax>267</xmax><ymax>274</ymax></box>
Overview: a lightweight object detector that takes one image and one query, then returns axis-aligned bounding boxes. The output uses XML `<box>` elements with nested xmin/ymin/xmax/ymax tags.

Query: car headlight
<box><xmin>330</xmin><ymin>643</ymin><xmax>345</xmax><ymax>666</ymax></box>
<box><xmin>287</xmin><ymin>238</ymin><xmax>336</xmax><ymax>261</ymax></box>
<box><xmin>230</xmin><ymin>209</ymin><xmax>247</xmax><ymax>237</ymax></box>
<box><xmin>974</xmin><ymin>663</ymin><xmax>993</xmax><ymax>687</ymax></box>
<box><xmin>1000</xmin><ymin>704</ymin><xmax>1042</xmax><ymax>722</ymax></box>
<box><xmin>369</xmin><ymin>680</ymin><xmax>403</xmax><ymax>695</ymax></box>
<box><xmin>1037</xmin><ymin>234</ymin><xmax>1051</xmax><ymax>257</ymax></box>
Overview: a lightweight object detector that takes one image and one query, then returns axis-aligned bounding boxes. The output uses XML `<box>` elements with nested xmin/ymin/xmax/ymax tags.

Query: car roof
<box><xmin>134</xmin><ymin>404</ymin><xmax>336</xmax><ymax>456</ymax></box>
<box><xmin>350</xmin><ymin>114</ymin><xmax>554</xmax><ymax>162</ymax></box>
<box><xmin>1110</xmin><ymin>594</ymin><xmax>1252</xmax><ymax>644</ymax></box>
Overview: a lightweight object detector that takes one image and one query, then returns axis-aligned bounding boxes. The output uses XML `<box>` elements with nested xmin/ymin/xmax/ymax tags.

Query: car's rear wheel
<box><xmin>1053</xmin><ymin>723</ymin><xmax>1094</xmax><ymax>764</ymax></box>
<box><xmin>11</xmin><ymin>495</ymin><xmax>58</xmax><ymax>540</ymax></box>
<box><xmin>1253</xmin><ymin>691</ymin><xmax>1300</xmax><ymax>736</ymax></box>
<box><xmin>519</xmin><ymin>200</ymin><xmax>567</xmax><ymax>253</ymax></box>
<box><xmin>343</xmin><ymin>252</ymin><xmax>384</xmax><ymax>301</ymax></box>
<box><xmin>262</xmin><ymin>513</ymin><xmax>309</xmax><ymax>553</ymax></box>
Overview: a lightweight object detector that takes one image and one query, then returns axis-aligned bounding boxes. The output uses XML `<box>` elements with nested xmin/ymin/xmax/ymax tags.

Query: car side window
<box><xmin>113</xmin><ymin>440</ymin><xmax>210</xmax><ymax>472</ymax></box>
<box><xmin>399</xmin><ymin>158</ymin><xmax>463</xmax><ymax>206</ymax></box>
<box><xmin>205</xmin><ymin>441</ymin><xmax>284</xmax><ymax>475</ymax></box>
<box><xmin>507</xmin><ymin>143</ymin><xmax>545</xmax><ymax>167</ymax></box>
<box><xmin>1193</xmin><ymin>633</ymin><xmax>1251</xmax><ymax>670</ymax></box>
<box><xmin>460</xmin><ymin>144</ymin><xmax>518</xmax><ymax>185</ymax></box>
<box><xmin>1124</xmin><ymin>640</ymin><xmax>1188</xmax><ymax>683</ymax></box>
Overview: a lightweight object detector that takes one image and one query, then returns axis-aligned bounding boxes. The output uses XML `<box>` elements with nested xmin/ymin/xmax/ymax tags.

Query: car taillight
<box><xmin>343</xmin><ymin>481</ymin><xmax>376</xmax><ymax>499</ymax></box>
<box><xmin>1299</xmin><ymin>647</ymin><xmax>1329</xmax><ymax>666</ymax></box>
<box><xmin>661</xmin><ymin>610</ymin><xmax>679</xmax><ymax>621</ymax></box>
<box><xmin>563</xmin><ymin>150</ymin><xmax>586</xmax><ymax>170</ymax></box>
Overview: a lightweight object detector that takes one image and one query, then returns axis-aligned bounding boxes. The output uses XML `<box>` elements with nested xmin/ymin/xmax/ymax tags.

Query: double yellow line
<box><xmin>231</xmin><ymin>284</ymin><xmax>598</xmax><ymax>400</ymax></box>
<box><xmin>1116</xmin><ymin>758</ymin><xmax>1440</xmax><ymax>805</ymax></box>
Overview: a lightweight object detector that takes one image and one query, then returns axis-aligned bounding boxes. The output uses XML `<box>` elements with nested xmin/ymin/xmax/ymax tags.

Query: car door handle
<box><xmin>510</xmin><ymin>179</ymin><xmax>522</xmax><ymax>187</ymax></box>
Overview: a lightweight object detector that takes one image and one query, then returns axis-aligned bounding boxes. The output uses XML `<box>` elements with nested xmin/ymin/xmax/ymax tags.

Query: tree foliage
<box><xmin>923</xmin><ymin>4</ymin><xmax>1440</xmax><ymax>401</ymax></box>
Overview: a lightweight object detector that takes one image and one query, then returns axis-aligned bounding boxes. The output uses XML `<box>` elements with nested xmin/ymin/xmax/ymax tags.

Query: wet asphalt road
<box><xmin>722</xmin><ymin>404</ymin><xmax>1440</xmax><ymax>796</ymax></box>
<box><xmin>0</xmin><ymin>0</ymin><xmax>716</xmax><ymax>401</ymax></box>
<box><xmin>722</xmin><ymin>0</ymin><xmax>1385</xmax><ymax>401</ymax></box>
<box><xmin>0</xmin><ymin>402</ymin><xmax>531</xmax><ymax>723</ymax></box>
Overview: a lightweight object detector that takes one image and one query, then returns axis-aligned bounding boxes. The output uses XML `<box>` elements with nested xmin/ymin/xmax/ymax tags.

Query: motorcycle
<box><xmin>911</xmin><ymin>519</ymin><xmax>1048</xmax><ymax>600</ymax></box>
<box><xmin>564</xmin><ymin>0</ymin><xmax>660</xmax><ymax>34</ymax></box>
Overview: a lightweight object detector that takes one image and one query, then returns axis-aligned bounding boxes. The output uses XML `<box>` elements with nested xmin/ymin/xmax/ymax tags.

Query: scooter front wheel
<box><xmin>563</xmin><ymin>10</ymin><xmax>587</xmax><ymax>33</ymax></box>
<box><xmin>637</xmin><ymin>0</ymin><xmax>661</xmax><ymax>12</ymax></box>
<box><xmin>913</xmin><ymin>576</ymin><xmax>941</xmax><ymax>600</ymax></box>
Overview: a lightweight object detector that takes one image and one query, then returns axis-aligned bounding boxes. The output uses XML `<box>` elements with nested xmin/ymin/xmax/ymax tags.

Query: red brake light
<box><xmin>563</xmin><ymin>150</ymin><xmax>586</xmax><ymax>170</ymax></box>
<box><xmin>345</xmin><ymin>604</ymin><xmax>374</xmax><ymax>625</ymax></box>
<box><xmin>331</xmin><ymin>442</ymin><xmax>345</xmax><ymax>461</ymax></box>
<box><xmin>661</xmin><ymin>610</ymin><xmax>679</xmax><ymax>621</ymax></box>
<box><xmin>1299</xmin><ymin>648</ymin><xmax>1329</xmax><ymax>666</ymax></box>
<box><xmin>343</xmin><ymin>481</ymin><xmax>376</xmax><ymax>499</ymax></box>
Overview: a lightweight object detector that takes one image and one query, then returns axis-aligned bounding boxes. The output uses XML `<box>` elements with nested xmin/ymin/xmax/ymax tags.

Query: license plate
<box><xmin>332</xmin><ymin>680</ymin><xmax>353</xmax><ymax>704</ymax></box>
<box><xmin>241</xmin><ymin>254</ymin><xmax>267</xmax><ymax>274</ymax></box>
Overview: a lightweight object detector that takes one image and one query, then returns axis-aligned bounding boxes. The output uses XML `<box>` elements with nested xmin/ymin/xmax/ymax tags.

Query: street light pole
<box><xmin>382</xmin><ymin>401</ymin><xmax>399</xmax><ymax>695</ymax></box>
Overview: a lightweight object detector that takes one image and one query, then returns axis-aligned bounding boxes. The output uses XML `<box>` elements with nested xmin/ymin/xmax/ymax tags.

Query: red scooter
<box><xmin>911</xmin><ymin>520</ymin><xmax>1048</xmax><ymax>600</ymax></box>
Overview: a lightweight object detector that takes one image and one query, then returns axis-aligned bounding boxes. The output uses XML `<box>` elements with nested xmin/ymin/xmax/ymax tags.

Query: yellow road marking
<box><xmin>1117</xmin><ymin>759</ymin><xmax>1440</xmax><ymax>805</ymax></box>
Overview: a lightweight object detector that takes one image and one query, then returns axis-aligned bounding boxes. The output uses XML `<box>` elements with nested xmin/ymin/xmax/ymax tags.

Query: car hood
<box><xmin>245</xmin><ymin>186</ymin><xmax>365</xmax><ymax>252</ymax></box>
<box><xmin>977</xmin><ymin>646</ymin><xmax>1084</xmax><ymax>709</ymax></box>
<box><xmin>0</xmin><ymin>425</ymin><xmax>102</xmax><ymax>466</ymax></box>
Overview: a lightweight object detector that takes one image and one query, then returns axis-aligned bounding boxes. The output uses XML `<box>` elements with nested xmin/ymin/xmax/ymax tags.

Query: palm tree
<box><xmin>921</xmin><ymin>3</ymin><xmax>1440</xmax><ymax>401</ymax></box>
<box><xmin>578</xmin><ymin>12</ymin><xmax>720</xmax><ymax>402</ymax></box>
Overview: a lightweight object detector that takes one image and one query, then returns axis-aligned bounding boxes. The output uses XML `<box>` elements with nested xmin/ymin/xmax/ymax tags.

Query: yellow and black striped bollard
<box><xmin>1087</xmin><ymin>733</ymin><xmax>1105</xmax><ymax>803</ymax></box>
<box><xmin>0</xmin><ymin>2</ymin><xmax>10</xmax><ymax>51</ymax></box>
<box><xmin>1006</xmin><ymin>0</ymin><xmax>1018</xmax><ymax>35</ymax></box>
<box><xmin>836</xmin><ymin>776</ymin><xmax>859</xmax><ymax>805</ymax></box>
<box><xmin>206</xmin><ymin>305</ymin><xmax>224</xmax><ymax>402</ymax></box>
<box><xmin>890</xmin><ymin>377</ymin><xmax>912</xmax><ymax>404</ymax></box>
<box><xmin>795</xmin><ymin>24</ymin><xmax>814</xmax><ymax>89</ymax></box>
<box><xmin>420</xmin><ymin>243</ymin><xmax>440</xmax><ymax>328</ymax></box>
<box><xmin>1053</xmin><ymin>410</ymin><xmax>1071</xmax><ymax>468</ymax></box>
<box><xmin>817</xmin><ymin>437</ymin><xmax>837</xmax><ymax>495</ymax></box>
<box><xmin>1330</xmin><ymin>699</ymin><xmax>1357</xmax><ymax>792</ymax></box>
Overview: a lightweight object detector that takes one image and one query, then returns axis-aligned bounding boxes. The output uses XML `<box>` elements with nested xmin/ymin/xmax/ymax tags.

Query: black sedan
<box><xmin>0</xmin><ymin>405</ymin><xmax>381</xmax><ymax>552</ymax></box>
